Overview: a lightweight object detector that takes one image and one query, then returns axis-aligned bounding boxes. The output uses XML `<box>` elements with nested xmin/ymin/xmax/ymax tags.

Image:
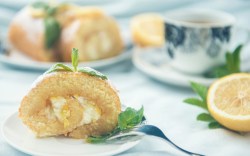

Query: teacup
<box><xmin>164</xmin><ymin>9</ymin><xmax>235</xmax><ymax>74</ymax></box>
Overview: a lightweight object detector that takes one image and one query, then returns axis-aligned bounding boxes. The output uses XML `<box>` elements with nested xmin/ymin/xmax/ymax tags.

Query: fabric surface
<box><xmin>1</xmin><ymin>0</ymin><xmax>250</xmax><ymax>156</ymax></box>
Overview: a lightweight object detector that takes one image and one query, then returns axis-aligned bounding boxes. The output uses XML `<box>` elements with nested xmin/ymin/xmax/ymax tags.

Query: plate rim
<box><xmin>0</xmin><ymin>47</ymin><xmax>132</xmax><ymax>71</ymax></box>
<box><xmin>2</xmin><ymin>111</ymin><xmax>140</xmax><ymax>156</ymax></box>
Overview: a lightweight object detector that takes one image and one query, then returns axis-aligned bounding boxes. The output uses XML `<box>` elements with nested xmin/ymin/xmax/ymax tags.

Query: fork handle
<box><xmin>136</xmin><ymin>125</ymin><xmax>205</xmax><ymax>156</ymax></box>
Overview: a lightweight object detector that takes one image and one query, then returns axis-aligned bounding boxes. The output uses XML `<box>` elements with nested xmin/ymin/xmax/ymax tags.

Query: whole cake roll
<box><xmin>19</xmin><ymin>49</ymin><xmax>121</xmax><ymax>138</ymax></box>
<box><xmin>8</xmin><ymin>2</ymin><xmax>124</xmax><ymax>62</ymax></box>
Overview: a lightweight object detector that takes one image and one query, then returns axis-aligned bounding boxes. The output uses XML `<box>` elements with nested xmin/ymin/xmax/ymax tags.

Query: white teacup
<box><xmin>164</xmin><ymin>9</ymin><xmax>236</xmax><ymax>74</ymax></box>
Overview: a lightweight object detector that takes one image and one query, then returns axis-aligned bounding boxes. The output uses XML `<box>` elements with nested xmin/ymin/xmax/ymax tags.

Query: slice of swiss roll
<box><xmin>19</xmin><ymin>48</ymin><xmax>121</xmax><ymax>138</ymax></box>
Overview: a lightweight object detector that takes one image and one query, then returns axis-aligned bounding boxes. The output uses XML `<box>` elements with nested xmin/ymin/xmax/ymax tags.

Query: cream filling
<box><xmin>50</xmin><ymin>97</ymin><xmax>67</xmax><ymax>122</ymax></box>
<box><xmin>85</xmin><ymin>34</ymin><xmax>99</xmax><ymax>60</ymax></box>
<box><xmin>49</xmin><ymin>96</ymin><xmax>101</xmax><ymax>127</ymax></box>
<box><xmin>74</xmin><ymin>96</ymin><xmax>101</xmax><ymax>125</ymax></box>
<box><xmin>84</xmin><ymin>31</ymin><xmax>112</xmax><ymax>60</ymax></box>
<box><xmin>50</xmin><ymin>97</ymin><xmax>70</xmax><ymax>127</ymax></box>
<box><xmin>99</xmin><ymin>31</ymin><xmax>112</xmax><ymax>53</ymax></box>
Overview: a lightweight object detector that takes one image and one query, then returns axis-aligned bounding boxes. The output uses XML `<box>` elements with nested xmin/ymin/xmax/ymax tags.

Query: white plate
<box><xmin>133</xmin><ymin>47</ymin><xmax>216</xmax><ymax>87</ymax></box>
<box><xmin>2</xmin><ymin>112</ymin><xmax>140</xmax><ymax>156</ymax></box>
<box><xmin>133</xmin><ymin>48</ymin><xmax>250</xmax><ymax>87</ymax></box>
<box><xmin>0</xmin><ymin>29</ymin><xmax>133</xmax><ymax>71</ymax></box>
<box><xmin>0</xmin><ymin>48</ymin><xmax>132</xmax><ymax>71</ymax></box>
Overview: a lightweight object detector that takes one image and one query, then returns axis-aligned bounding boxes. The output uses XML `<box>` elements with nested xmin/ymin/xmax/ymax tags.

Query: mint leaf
<box><xmin>225</xmin><ymin>52</ymin><xmax>235</xmax><ymax>73</ymax></box>
<box><xmin>87</xmin><ymin>107</ymin><xmax>144</xmax><ymax>144</ymax></box>
<box><xmin>45</xmin><ymin>48</ymin><xmax>108</xmax><ymax>80</ymax></box>
<box><xmin>183</xmin><ymin>98</ymin><xmax>207</xmax><ymax>110</ymax></box>
<box><xmin>197</xmin><ymin>113</ymin><xmax>215</xmax><ymax>122</ymax></box>
<box><xmin>213</xmin><ymin>65</ymin><xmax>230</xmax><ymax>78</ymax></box>
<box><xmin>31</xmin><ymin>1</ymin><xmax>49</xmax><ymax>9</ymax></box>
<box><xmin>208</xmin><ymin>121</ymin><xmax>223</xmax><ymax>129</ymax></box>
<box><xmin>46</xmin><ymin>63</ymin><xmax>73</xmax><ymax>74</ymax></box>
<box><xmin>71</xmin><ymin>48</ymin><xmax>79</xmax><ymax>72</ymax></box>
<box><xmin>204</xmin><ymin>44</ymin><xmax>243</xmax><ymax>78</ymax></box>
<box><xmin>46</xmin><ymin>64</ymin><xmax>108</xmax><ymax>80</ymax></box>
<box><xmin>204</xmin><ymin>65</ymin><xmax>229</xmax><ymax>78</ymax></box>
<box><xmin>232</xmin><ymin>44</ymin><xmax>242</xmax><ymax>72</ymax></box>
<box><xmin>78</xmin><ymin>67</ymin><xmax>107</xmax><ymax>80</ymax></box>
<box><xmin>46</xmin><ymin>6</ymin><xmax>57</xmax><ymax>16</ymax></box>
<box><xmin>86</xmin><ymin>136</ymin><xmax>109</xmax><ymax>143</ymax></box>
<box><xmin>225</xmin><ymin>45</ymin><xmax>242</xmax><ymax>74</ymax></box>
<box><xmin>32</xmin><ymin>2</ymin><xmax>61</xmax><ymax>49</ymax></box>
<box><xmin>184</xmin><ymin>81</ymin><xmax>225</xmax><ymax>130</ymax></box>
<box><xmin>190</xmin><ymin>82</ymin><xmax>208</xmax><ymax>102</ymax></box>
<box><xmin>86</xmin><ymin>128</ymin><xmax>120</xmax><ymax>143</ymax></box>
<box><xmin>118</xmin><ymin>107</ymin><xmax>144</xmax><ymax>130</ymax></box>
<box><xmin>44</xmin><ymin>17</ymin><xmax>61</xmax><ymax>49</ymax></box>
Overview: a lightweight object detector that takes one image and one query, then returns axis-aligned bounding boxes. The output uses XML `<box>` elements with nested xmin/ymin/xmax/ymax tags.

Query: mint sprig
<box><xmin>204</xmin><ymin>45</ymin><xmax>243</xmax><ymax>78</ymax></box>
<box><xmin>118</xmin><ymin>107</ymin><xmax>144</xmax><ymax>130</ymax></box>
<box><xmin>45</xmin><ymin>48</ymin><xmax>108</xmax><ymax>80</ymax></box>
<box><xmin>185</xmin><ymin>44</ymin><xmax>245</xmax><ymax>132</ymax></box>
<box><xmin>31</xmin><ymin>1</ymin><xmax>62</xmax><ymax>49</ymax></box>
<box><xmin>44</xmin><ymin>17</ymin><xmax>60</xmax><ymax>49</ymax></box>
<box><xmin>190</xmin><ymin>82</ymin><xmax>207</xmax><ymax>102</ymax></box>
<box><xmin>184</xmin><ymin>82</ymin><xmax>223</xmax><ymax>129</ymax></box>
<box><xmin>197</xmin><ymin>113</ymin><xmax>215</xmax><ymax>122</ymax></box>
<box><xmin>226</xmin><ymin>45</ymin><xmax>242</xmax><ymax>73</ymax></box>
<box><xmin>208</xmin><ymin>122</ymin><xmax>223</xmax><ymax>129</ymax></box>
<box><xmin>184</xmin><ymin>98</ymin><xmax>207</xmax><ymax>110</ymax></box>
<box><xmin>46</xmin><ymin>63</ymin><xmax>73</xmax><ymax>74</ymax></box>
<box><xmin>78</xmin><ymin>67</ymin><xmax>107</xmax><ymax>80</ymax></box>
<box><xmin>86</xmin><ymin>107</ymin><xmax>144</xmax><ymax>143</ymax></box>
<box><xmin>72</xmin><ymin>48</ymin><xmax>79</xmax><ymax>72</ymax></box>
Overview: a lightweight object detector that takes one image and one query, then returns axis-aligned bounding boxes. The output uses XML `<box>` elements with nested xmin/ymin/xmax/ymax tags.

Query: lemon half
<box><xmin>130</xmin><ymin>13</ymin><xmax>164</xmax><ymax>47</ymax></box>
<box><xmin>208</xmin><ymin>73</ymin><xmax>250</xmax><ymax>131</ymax></box>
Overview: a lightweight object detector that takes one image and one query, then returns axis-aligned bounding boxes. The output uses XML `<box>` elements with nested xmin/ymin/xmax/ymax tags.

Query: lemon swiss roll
<box><xmin>58</xmin><ymin>7</ymin><xmax>124</xmax><ymax>62</ymax></box>
<box><xmin>19</xmin><ymin>48</ymin><xmax>121</xmax><ymax>138</ymax></box>
<box><xmin>8</xmin><ymin>2</ymin><xmax>123</xmax><ymax>62</ymax></box>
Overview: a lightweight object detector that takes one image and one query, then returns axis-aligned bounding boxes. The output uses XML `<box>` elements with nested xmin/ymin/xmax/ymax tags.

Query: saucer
<box><xmin>133</xmin><ymin>47</ymin><xmax>216</xmax><ymax>87</ymax></box>
<box><xmin>132</xmin><ymin>47</ymin><xmax>250</xmax><ymax>87</ymax></box>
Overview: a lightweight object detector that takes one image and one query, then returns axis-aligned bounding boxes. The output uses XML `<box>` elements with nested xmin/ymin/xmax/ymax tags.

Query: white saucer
<box><xmin>2</xmin><ymin>112</ymin><xmax>140</xmax><ymax>156</ymax></box>
<box><xmin>133</xmin><ymin>47</ymin><xmax>217</xmax><ymax>87</ymax></box>
<box><xmin>133</xmin><ymin>47</ymin><xmax>250</xmax><ymax>87</ymax></box>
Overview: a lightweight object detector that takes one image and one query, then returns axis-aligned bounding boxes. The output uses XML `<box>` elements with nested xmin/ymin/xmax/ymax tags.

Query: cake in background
<box><xmin>8</xmin><ymin>2</ymin><xmax>124</xmax><ymax>62</ymax></box>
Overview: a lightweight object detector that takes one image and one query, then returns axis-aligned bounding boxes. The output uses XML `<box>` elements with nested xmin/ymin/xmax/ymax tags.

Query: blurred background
<box><xmin>1</xmin><ymin>1</ymin><xmax>250</xmax><ymax>156</ymax></box>
<box><xmin>1</xmin><ymin>0</ymin><xmax>250</xmax><ymax>35</ymax></box>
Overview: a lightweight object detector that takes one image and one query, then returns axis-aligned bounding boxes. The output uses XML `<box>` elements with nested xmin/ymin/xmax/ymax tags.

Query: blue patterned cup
<box><xmin>165</xmin><ymin>9</ymin><xmax>235</xmax><ymax>74</ymax></box>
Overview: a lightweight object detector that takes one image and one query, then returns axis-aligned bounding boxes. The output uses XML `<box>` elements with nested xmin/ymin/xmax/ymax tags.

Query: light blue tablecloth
<box><xmin>1</xmin><ymin>0</ymin><xmax>250</xmax><ymax>156</ymax></box>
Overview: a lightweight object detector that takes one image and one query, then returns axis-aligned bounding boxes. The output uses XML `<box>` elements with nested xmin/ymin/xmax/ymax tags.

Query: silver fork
<box><xmin>106</xmin><ymin>124</ymin><xmax>205</xmax><ymax>156</ymax></box>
